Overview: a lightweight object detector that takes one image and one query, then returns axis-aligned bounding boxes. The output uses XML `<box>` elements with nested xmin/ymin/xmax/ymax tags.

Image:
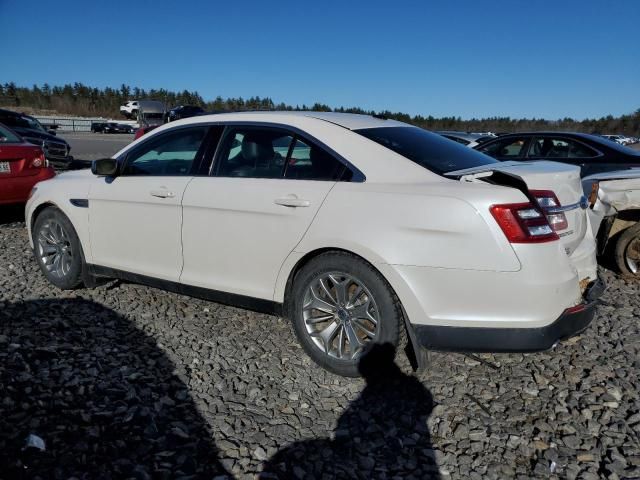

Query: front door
<box><xmin>88</xmin><ymin>126</ymin><xmax>209</xmax><ymax>281</ymax></box>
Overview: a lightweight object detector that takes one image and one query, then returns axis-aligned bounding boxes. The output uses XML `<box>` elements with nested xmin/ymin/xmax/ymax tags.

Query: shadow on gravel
<box><xmin>0</xmin><ymin>204</ymin><xmax>25</xmax><ymax>225</ymax></box>
<box><xmin>0</xmin><ymin>298</ymin><xmax>231</xmax><ymax>479</ymax></box>
<box><xmin>261</xmin><ymin>344</ymin><xmax>440</xmax><ymax>479</ymax></box>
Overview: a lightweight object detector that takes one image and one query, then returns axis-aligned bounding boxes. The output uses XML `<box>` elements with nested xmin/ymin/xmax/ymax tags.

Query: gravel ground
<box><xmin>1</xmin><ymin>214</ymin><xmax>640</xmax><ymax>479</ymax></box>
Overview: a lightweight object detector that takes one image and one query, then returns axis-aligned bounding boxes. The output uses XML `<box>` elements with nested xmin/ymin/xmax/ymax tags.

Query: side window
<box><xmin>284</xmin><ymin>138</ymin><xmax>349</xmax><ymax>181</ymax></box>
<box><xmin>529</xmin><ymin>137</ymin><xmax>598</xmax><ymax>159</ymax></box>
<box><xmin>215</xmin><ymin>128</ymin><xmax>292</xmax><ymax>178</ymax></box>
<box><xmin>122</xmin><ymin>126</ymin><xmax>207</xmax><ymax>176</ymax></box>
<box><xmin>479</xmin><ymin>137</ymin><xmax>528</xmax><ymax>158</ymax></box>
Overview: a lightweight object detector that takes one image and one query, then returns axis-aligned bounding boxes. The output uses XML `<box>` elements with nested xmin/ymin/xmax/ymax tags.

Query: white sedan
<box><xmin>26</xmin><ymin>112</ymin><xmax>603</xmax><ymax>377</ymax></box>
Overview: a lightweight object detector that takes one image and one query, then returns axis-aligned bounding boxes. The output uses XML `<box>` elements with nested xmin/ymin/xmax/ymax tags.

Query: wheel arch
<box><xmin>279</xmin><ymin>246</ymin><xmax>427</xmax><ymax>371</ymax></box>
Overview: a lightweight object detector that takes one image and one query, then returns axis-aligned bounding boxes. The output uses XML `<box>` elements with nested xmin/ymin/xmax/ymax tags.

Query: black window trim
<box><xmin>526</xmin><ymin>135</ymin><xmax>604</xmax><ymax>160</ymax></box>
<box><xmin>116</xmin><ymin>121</ymin><xmax>366</xmax><ymax>182</ymax></box>
<box><xmin>207</xmin><ymin>121</ymin><xmax>365</xmax><ymax>182</ymax></box>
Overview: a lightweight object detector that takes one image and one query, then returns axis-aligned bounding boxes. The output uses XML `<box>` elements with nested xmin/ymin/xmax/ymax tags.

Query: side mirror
<box><xmin>92</xmin><ymin>158</ymin><xmax>119</xmax><ymax>176</ymax></box>
<box><xmin>48</xmin><ymin>129</ymin><xmax>57</xmax><ymax>136</ymax></box>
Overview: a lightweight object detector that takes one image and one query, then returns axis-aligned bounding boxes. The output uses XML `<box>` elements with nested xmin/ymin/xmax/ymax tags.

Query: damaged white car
<box><xmin>26</xmin><ymin>112</ymin><xmax>603</xmax><ymax>376</ymax></box>
<box><xmin>584</xmin><ymin>169</ymin><xmax>640</xmax><ymax>276</ymax></box>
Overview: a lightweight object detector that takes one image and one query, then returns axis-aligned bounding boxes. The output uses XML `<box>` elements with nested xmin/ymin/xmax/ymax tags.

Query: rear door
<box><xmin>527</xmin><ymin>135</ymin><xmax>604</xmax><ymax>176</ymax></box>
<box><xmin>89</xmin><ymin>125</ymin><xmax>210</xmax><ymax>281</ymax></box>
<box><xmin>180</xmin><ymin>125</ymin><xmax>353</xmax><ymax>300</ymax></box>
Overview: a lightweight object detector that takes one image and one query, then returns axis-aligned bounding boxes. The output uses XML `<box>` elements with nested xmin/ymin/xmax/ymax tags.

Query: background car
<box><xmin>26</xmin><ymin>112</ymin><xmax>601</xmax><ymax>377</ymax></box>
<box><xmin>102</xmin><ymin>122</ymin><xmax>130</xmax><ymax>134</ymax></box>
<box><xmin>91</xmin><ymin>122</ymin><xmax>108</xmax><ymax>133</ymax></box>
<box><xmin>0</xmin><ymin>123</ymin><xmax>55</xmax><ymax>205</ymax></box>
<box><xmin>120</xmin><ymin>101</ymin><xmax>139</xmax><ymax>119</ymax></box>
<box><xmin>166</xmin><ymin>105</ymin><xmax>205</xmax><ymax>122</ymax></box>
<box><xmin>133</xmin><ymin>124</ymin><xmax>160</xmax><ymax>140</ymax></box>
<box><xmin>0</xmin><ymin>108</ymin><xmax>73</xmax><ymax>169</ymax></box>
<box><xmin>475</xmin><ymin>132</ymin><xmax>640</xmax><ymax>176</ymax></box>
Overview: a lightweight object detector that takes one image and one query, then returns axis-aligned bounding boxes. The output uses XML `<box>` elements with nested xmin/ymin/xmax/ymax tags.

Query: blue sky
<box><xmin>1</xmin><ymin>0</ymin><xmax>638</xmax><ymax>119</ymax></box>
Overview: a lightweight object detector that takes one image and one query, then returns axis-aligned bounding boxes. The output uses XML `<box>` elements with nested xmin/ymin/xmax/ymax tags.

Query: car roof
<box><xmin>180</xmin><ymin>111</ymin><xmax>407</xmax><ymax>130</ymax></box>
<box><xmin>491</xmin><ymin>131</ymin><xmax>600</xmax><ymax>139</ymax></box>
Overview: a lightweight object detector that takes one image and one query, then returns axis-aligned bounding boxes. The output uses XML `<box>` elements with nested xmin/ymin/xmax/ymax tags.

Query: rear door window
<box><xmin>478</xmin><ymin>137</ymin><xmax>530</xmax><ymax>159</ymax></box>
<box><xmin>284</xmin><ymin>138</ymin><xmax>350</xmax><ymax>181</ymax></box>
<box><xmin>528</xmin><ymin>137</ymin><xmax>599</xmax><ymax>159</ymax></box>
<box><xmin>214</xmin><ymin>128</ymin><xmax>292</xmax><ymax>178</ymax></box>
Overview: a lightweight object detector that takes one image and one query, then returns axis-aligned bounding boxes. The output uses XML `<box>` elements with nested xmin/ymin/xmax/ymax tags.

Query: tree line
<box><xmin>0</xmin><ymin>82</ymin><xmax>638</xmax><ymax>135</ymax></box>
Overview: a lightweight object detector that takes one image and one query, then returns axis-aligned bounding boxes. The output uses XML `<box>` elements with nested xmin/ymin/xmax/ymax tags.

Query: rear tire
<box><xmin>615</xmin><ymin>223</ymin><xmax>640</xmax><ymax>276</ymax></box>
<box><xmin>288</xmin><ymin>252</ymin><xmax>402</xmax><ymax>377</ymax></box>
<box><xmin>32</xmin><ymin>207</ymin><xmax>86</xmax><ymax>290</ymax></box>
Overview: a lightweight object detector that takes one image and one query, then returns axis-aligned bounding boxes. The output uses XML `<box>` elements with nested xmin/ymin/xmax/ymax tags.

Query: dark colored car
<box><xmin>0</xmin><ymin>109</ymin><xmax>73</xmax><ymax>169</ymax></box>
<box><xmin>103</xmin><ymin>122</ymin><xmax>130</xmax><ymax>134</ymax></box>
<box><xmin>91</xmin><ymin>122</ymin><xmax>108</xmax><ymax>133</ymax></box>
<box><xmin>166</xmin><ymin>105</ymin><xmax>204</xmax><ymax>122</ymax></box>
<box><xmin>474</xmin><ymin>132</ymin><xmax>640</xmax><ymax>177</ymax></box>
<box><xmin>0</xmin><ymin>123</ymin><xmax>56</xmax><ymax>205</ymax></box>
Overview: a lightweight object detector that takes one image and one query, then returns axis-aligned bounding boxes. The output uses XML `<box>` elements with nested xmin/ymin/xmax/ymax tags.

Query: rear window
<box><xmin>355</xmin><ymin>126</ymin><xmax>498</xmax><ymax>175</ymax></box>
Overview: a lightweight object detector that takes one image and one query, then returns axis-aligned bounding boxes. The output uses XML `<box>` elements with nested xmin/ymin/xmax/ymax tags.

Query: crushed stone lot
<box><xmin>1</xmin><ymin>215</ymin><xmax>640</xmax><ymax>479</ymax></box>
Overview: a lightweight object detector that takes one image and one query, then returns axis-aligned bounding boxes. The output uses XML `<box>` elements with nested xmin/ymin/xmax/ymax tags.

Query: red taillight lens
<box><xmin>29</xmin><ymin>150</ymin><xmax>47</xmax><ymax>169</ymax></box>
<box><xmin>530</xmin><ymin>190</ymin><xmax>568</xmax><ymax>231</ymax></box>
<box><xmin>490</xmin><ymin>202</ymin><xmax>559</xmax><ymax>243</ymax></box>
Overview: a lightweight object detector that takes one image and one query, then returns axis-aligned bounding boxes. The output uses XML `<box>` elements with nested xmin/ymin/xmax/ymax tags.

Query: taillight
<box><xmin>530</xmin><ymin>190</ymin><xmax>568</xmax><ymax>231</ymax></box>
<box><xmin>29</xmin><ymin>150</ymin><xmax>47</xmax><ymax>169</ymax></box>
<box><xmin>490</xmin><ymin>202</ymin><xmax>559</xmax><ymax>243</ymax></box>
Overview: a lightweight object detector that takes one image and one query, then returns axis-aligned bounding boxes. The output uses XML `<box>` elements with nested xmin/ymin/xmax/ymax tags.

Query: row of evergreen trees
<box><xmin>0</xmin><ymin>82</ymin><xmax>638</xmax><ymax>135</ymax></box>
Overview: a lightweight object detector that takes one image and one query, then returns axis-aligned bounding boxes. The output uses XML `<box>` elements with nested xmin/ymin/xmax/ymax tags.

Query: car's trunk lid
<box><xmin>446</xmin><ymin>160</ymin><xmax>588</xmax><ymax>255</ymax></box>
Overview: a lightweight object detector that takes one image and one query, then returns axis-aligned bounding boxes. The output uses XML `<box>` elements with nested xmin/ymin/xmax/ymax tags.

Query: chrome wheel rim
<box><xmin>37</xmin><ymin>219</ymin><xmax>73</xmax><ymax>279</ymax></box>
<box><xmin>302</xmin><ymin>272</ymin><xmax>380</xmax><ymax>361</ymax></box>
<box><xmin>625</xmin><ymin>237</ymin><xmax>640</xmax><ymax>274</ymax></box>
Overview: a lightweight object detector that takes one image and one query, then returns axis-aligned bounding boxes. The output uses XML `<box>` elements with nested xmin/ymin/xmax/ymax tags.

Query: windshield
<box><xmin>355</xmin><ymin>126</ymin><xmax>498</xmax><ymax>175</ymax></box>
<box><xmin>0</xmin><ymin>124</ymin><xmax>22</xmax><ymax>143</ymax></box>
<box><xmin>22</xmin><ymin>116</ymin><xmax>46</xmax><ymax>132</ymax></box>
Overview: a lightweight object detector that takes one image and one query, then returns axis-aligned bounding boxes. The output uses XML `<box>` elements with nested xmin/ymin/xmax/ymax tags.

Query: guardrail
<box><xmin>33</xmin><ymin>115</ymin><xmax>139</xmax><ymax>132</ymax></box>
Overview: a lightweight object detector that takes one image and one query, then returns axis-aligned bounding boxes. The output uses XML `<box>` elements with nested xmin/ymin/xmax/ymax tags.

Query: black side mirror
<box><xmin>92</xmin><ymin>158</ymin><xmax>119</xmax><ymax>176</ymax></box>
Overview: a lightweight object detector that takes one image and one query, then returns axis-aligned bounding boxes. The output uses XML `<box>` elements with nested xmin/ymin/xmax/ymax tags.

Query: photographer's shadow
<box><xmin>0</xmin><ymin>298</ymin><xmax>230</xmax><ymax>478</ymax></box>
<box><xmin>262</xmin><ymin>344</ymin><xmax>441</xmax><ymax>479</ymax></box>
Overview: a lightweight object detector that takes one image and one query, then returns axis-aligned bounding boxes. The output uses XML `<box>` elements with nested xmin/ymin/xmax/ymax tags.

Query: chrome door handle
<box><xmin>150</xmin><ymin>189</ymin><xmax>175</xmax><ymax>198</ymax></box>
<box><xmin>274</xmin><ymin>196</ymin><xmax>310</xmax><ymax>208</ymax></box>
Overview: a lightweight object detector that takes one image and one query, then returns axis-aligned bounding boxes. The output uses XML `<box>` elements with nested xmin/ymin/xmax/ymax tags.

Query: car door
<box><xmin>526</xmin><ymin>135</ymin><xmax>621</xmax><ymax>176</ymax></box>
<box><xmin>180</xmin><ymin>125</ymin><xmax>353</xmax><ymax>300</ymax></box>
<box><xmin>88</xmin><ymin>125</ymin><xmax>209</xmax><ymax>281</ymax></box>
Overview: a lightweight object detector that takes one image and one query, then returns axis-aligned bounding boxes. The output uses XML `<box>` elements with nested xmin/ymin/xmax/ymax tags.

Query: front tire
<box><xmin>615</xmin><ymin>223</ymin><xmax>640</xmax><ymax>276</ymax></box>
<box><xmin>32</xmin><ymin>207</ymin><xmax>85</xmax><ymax>289</ymax></box>
<box><xmin>288</xmin><ymin>252</ymin><xmax>402</xmax><ymax>377</ymax></box>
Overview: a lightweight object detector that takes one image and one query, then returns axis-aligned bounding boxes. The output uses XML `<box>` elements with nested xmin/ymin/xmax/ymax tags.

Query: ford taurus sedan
<box><xmin>26</xmin><ymin>112</ymin><xmax>602</xmax><ymax>376</ymax></box>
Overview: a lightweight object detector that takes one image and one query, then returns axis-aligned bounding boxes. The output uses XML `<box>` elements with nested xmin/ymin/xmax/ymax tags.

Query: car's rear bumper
<box><xmin>412</xmin><ymin>277</ymin><xmax>604</xmax><ymax>353</ymax></box>
<box><xmin>0</xmin><ymin>168</ymin><xmax>56</xmax><ymax>205</ymax></box>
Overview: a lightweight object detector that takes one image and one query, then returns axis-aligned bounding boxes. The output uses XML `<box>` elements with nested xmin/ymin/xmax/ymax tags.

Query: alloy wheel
<box><xmin>37</xmin><ymin>219</ymin><xmax>74</xmax><ymax>279</ymax></box>
<box><xmin>625</xmin><ymin>237</ymin><xmax>640</xmax><ymax>274</ymax></box>
<box><xmin>302</xmin><ymin>272</ymin><xmax>380</xmax><ymax>360</ymax></box>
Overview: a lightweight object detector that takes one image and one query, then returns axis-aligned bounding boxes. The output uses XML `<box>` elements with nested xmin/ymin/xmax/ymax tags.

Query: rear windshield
<box><xmin>355</xmin><ymin>126</ymin><xmax>498</xmax><ymax>174</ymax></box>
<box><xmin>0</xmin><ymin>124</ymin><xmax>22</xmax><ymax>143</ymax></box>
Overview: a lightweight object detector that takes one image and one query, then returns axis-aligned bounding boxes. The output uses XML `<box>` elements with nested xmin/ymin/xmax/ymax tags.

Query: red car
<box><xmin>0</xmin><ymin>123</ymin><xmax>55</xmax><ymax>205</ymax></box>
<box><xmin>134</xmin><ymin>124</ymin><xmax>160</xmax><ymax>140</ymax></box>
